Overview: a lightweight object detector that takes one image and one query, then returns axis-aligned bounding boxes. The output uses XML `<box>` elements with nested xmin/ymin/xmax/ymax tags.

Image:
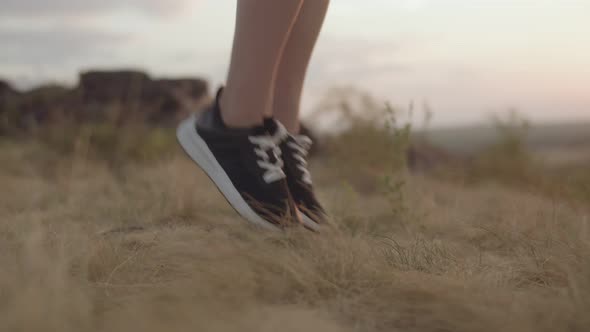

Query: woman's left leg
<box><xmin>271</xmin><ymin>0</ymin><xmax>331</xmax><ymax>133</ymax></box>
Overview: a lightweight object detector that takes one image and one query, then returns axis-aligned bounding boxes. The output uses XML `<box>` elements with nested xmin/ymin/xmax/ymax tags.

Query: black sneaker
<box><xmin>278</xmin><ymin>131</ymin><xmax>327</xmax><ymax>231</ymax></box>
<box><xmin>176</xmin><ymin>90</ymin><xmax>298</xmax><ymax>230</ymax></box>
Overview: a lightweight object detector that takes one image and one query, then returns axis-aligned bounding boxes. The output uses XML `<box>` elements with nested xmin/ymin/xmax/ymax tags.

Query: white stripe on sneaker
<box><xmin>300</xmin><ymin>211</ymin><xmax>321</xmax><ymax>232</ymax></box>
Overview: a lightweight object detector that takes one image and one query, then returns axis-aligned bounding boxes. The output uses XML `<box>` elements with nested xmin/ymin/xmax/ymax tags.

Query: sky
<box><xmin>1</xmin><ymin>0</ymin><xmax>589</xmax><ymax>126</ymax></box>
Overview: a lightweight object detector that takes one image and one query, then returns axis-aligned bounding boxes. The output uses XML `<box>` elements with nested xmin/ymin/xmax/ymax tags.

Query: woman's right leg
<box><xmin>220</xmin><ymin>0</ymin><xmax>305</xmax><ymax>128</ymax></box>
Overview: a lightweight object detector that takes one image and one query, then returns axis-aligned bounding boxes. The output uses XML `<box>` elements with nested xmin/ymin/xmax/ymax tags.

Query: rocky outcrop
<box><xmin>79</xmin><ymin>70</ymin><xmax>151</xmax><ymax>104</ymax></box>
<box><xmin>0</xmin><ymin>70</ymin><xmax>210</xmax><ymax>133</ymax></box>
<box><xmin>0</xmin><ymin>80</ymin><xmax>16</xmax><ymax>96</ymax></box>
<box><xmin>77</xmin><ymin>70</ymin><xmax>209</xmax><ymax>125</ymax></box>
<box><xmin>16</xmin><ymin>84</ymin><xmax>73</xmax><ymax>127</ymax></box>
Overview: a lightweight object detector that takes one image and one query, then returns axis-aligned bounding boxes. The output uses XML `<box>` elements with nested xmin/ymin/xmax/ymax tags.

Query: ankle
<box><xmin>219</xmin><ymin>91</ymin><xmax>263</xmax><ymax>129</ymax></box>
<box><xmin>276</xmin><ymin>119</ymin><xmax>300</xmax><ymax>134</ymax></box>
<box><xmin>221</xmin><ymin>111</ymin><xmax>263</xmax><ymax>129</ymax></box>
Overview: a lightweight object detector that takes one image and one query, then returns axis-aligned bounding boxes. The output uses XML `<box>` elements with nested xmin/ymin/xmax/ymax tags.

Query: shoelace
<box><xmin>288</xmin><ymin>135</ymin><xmax>313</xmax><ymax>185</ymax></box>
<box><xmin>249</xmin><ymin>134</ymin><xmax>286</xmax><ymax>184</ymax></box>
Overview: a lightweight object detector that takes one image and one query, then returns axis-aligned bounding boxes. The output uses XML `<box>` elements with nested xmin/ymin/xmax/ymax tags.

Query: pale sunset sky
<box><xmin>1</xmin><ymin>0</ymin><xmax>589</xmax><ymax>126</ymax></box>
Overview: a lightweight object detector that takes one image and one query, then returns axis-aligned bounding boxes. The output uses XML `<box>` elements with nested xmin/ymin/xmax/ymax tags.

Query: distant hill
<box><xmin>420</xmin><ymin>122</ymin><xmax>590</xmax><ymax>154</ymax></box>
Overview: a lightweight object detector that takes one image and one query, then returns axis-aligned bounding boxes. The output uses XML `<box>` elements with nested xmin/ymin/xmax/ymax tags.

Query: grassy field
<box><xmin>0</xmin><ymin>118</ymin><xmax>589</xmax><ymax>332</ymax></box>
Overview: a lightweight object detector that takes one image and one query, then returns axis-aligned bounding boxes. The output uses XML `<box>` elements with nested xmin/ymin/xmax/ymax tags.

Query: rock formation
<box><xmin>0</xmin><ymin>70</ymin><xmax>210</xmax><ymax>134</ymax></box>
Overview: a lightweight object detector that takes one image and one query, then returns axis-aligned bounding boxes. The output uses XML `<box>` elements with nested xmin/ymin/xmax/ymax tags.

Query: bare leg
<box><xmin>220</xmin><ymin>0</ymin><xmax>305</xmax><ymax>128</ymax></box>
<box><xmin>272</xmin><ymin>0</ymin><xmax>330</xmax><ymax>133</ymax></box>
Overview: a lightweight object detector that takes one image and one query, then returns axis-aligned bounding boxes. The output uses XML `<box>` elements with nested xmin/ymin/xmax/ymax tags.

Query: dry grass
<box><xmin>1</xmin><ymin>130</ymin><xmax>589</xmax><ymax>332</ymax></box>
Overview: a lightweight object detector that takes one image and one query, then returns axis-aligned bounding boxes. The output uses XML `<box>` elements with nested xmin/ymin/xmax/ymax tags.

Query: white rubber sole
<box><xmin>300</xmin><ymin>212</ymin><xmax>321</xmax><ymax>232</ymax></box>
<box><xmin>177</xmin><ymin>115</ymin><xmax>279</xmax><ymax>231</ymax></box>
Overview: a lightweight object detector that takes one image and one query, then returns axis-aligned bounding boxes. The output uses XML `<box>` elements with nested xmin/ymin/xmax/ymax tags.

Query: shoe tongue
<box><xmin>263</xmin><ymin>118</ymin><xmax>278</xmax><ymax>135</ymax></box>
<box><xmin>263</xmin><ymin>118</ymin><xmax>290</xmax><ymax>143</ymax></box>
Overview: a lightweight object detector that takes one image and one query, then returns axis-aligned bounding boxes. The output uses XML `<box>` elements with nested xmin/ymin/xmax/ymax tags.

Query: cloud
<box><xmin>308</xmin><ymin>37</ymin><xmax>414</xmax><ymax>85</ymax></box>
<box><xmin>0</xmin><ymin>25</ymin><xmax>127</xmax><ymax>66</ymax></box>
<box><xmin>0</xmin><ymin>0</ymin><xmax>191</xmax><ymax>18</ymax></box>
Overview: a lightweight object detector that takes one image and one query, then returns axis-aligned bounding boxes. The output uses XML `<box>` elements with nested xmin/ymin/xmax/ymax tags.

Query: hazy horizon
<box><xmin>1</xmin><ymin>0</ymin><xmax>589</xmax><ymax>126</ymax></box>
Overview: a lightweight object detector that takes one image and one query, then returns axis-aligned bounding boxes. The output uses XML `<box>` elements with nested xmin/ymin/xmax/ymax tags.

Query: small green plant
<box><xmin>381</xmin><ymin>103</ymin><xmax>412</xmax><ymax>218</ymax></box>
<box><xmin>469</xmin><ymin>111</ymin><xmax>538</xmax><ymax>186</ymax></box>
<box><xmin>316</xmin><ymin>90</ymin><xmax>413</xmax><ymax>224</ymax></box>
